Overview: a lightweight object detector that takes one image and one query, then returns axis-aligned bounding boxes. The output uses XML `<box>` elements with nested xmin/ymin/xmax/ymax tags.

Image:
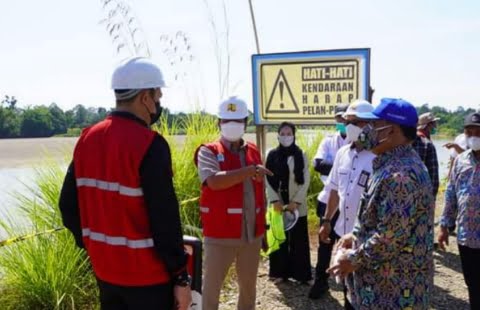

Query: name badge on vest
<box><xmin>357</xmin><ymin>170</ymin><xmax>370</xmax><ymax>188</ymax></box>
<box><xmin>217</xmin><ymin>153</ymin><xmax>225</xmax><ymax>162</ymax></box>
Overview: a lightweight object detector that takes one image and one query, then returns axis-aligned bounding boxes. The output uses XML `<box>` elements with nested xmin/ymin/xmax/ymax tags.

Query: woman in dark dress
<box><xmin>265</xmin><ymin>122</ymin><xmax>312</xmax><ymax>283</ymax></box>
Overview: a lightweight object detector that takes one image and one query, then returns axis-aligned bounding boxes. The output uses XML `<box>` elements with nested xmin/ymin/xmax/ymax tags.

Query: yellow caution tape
<box><xmin>0</xmin><ymin>227</ymin><xmax>64</xmax><ymax>247</ymax></box>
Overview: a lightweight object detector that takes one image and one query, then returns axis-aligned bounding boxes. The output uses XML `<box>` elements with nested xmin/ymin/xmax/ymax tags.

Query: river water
<box><xmin>0</xmin><ymin>138</ymin><xmax>453</xmax><ymax>239</ymax></box>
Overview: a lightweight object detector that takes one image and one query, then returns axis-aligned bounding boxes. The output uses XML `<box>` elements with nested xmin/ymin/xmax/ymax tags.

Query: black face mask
<box><xmin>150</xmin><ymin>100</ymin><xmax>162</xmax><ymax>126</ymax></box>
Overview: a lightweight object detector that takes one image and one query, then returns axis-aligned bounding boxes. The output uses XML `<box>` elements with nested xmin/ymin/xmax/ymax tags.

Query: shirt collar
<box><xmin>373</xmin><ymin>144</ymin><xmax>412</xmax><ymax>170</ymax></box>
<box><xmin>220</xmin><ymin>137</ymin><xmax>246</xmax><ymax>153</ymax></box>
<box><xmin>110</xmin><ymin>110</ymin><xmax>148</xmax><ymax>128</ymax></box>
<box><xmin>465</xmin><ymin>149</ymin><xmax>480</xmax><ymax>165</ymax></box>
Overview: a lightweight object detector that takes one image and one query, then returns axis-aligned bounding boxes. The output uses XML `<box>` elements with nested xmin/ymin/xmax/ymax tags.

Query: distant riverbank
<box><xmin>0</xmin><ymin>137</ymin><xmax>78</xmax><ymax>169</ymax></box>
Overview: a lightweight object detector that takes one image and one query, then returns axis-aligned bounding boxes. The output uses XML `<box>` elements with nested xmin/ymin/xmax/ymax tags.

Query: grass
<box><xmin>0</xmin><ymin>164</ymin><xmax>97</xmax><ymax>310</ymax></box>
<box><xmin>156</xmin><ymin>112</ymin><xmax>219</xmax><ymax>237</ymax></box>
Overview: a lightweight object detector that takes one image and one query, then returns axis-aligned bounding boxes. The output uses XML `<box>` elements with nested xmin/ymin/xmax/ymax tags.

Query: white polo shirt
<box><xmin>325</xmin><ymin>143</ymin><xmax>375</xmax><ymax>237</ymax></box>
<box><xmin>314</xmin><ymin>132</ymin><xmax>348</xmax><ymax>203</ymax></box>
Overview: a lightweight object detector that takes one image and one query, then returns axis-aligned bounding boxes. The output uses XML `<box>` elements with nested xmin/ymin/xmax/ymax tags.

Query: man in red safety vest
<box><xmin>194</xmin><ymin>96</ymin><xmax>272</xmax><ymax>310</ymax></box>
<box><xmin>59</xmin><ymin>57</ymin><xmax>192</xmax><ymax>310</ymax></box>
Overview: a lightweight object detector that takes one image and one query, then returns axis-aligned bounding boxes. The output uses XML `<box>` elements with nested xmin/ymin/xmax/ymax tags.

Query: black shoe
<box><xmin>308</xmin><ymin>279</ymin><xmax>329</xmax><ymax>299</ymax></box>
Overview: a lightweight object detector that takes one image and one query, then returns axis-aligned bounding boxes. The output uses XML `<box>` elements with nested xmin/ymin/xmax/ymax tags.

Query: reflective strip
<box><xmin>200</xmin><ymin>207</ymin><xmax>209</xmax><ymax>213</ymax></box>
<box><xmin>82</xmin><ymin>228</ymin><xmax>153</xmax><ymax>249</ymax></box>
<box><xmin>227</xmin><ymin>208</ymin><xmax>243</xmax><ymax>214</ymax></box>
<box><xmin>76</xmin><ymin>178</ymin><xmax>143</xmax><ymax>197</ymax></box>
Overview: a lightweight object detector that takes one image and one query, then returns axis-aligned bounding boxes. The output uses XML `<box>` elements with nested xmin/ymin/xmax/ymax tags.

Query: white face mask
<box><xmin>220</xmin><ymin>122</ymin><xmax>245</xmax><ymax>142</ymax></box>
<box><xmin>467</xmin><ymin>136</ymin><xmax>480</xmax><ymax>151</ymax></box>
<box><xmin>278</xmin><ymin>135</ymin><xmax>294</xmax><ymax>147</ymax></box>
<box><xmin>345</xmin><ymin>124</ymin><xmax>363</xmax><ymax>142</ymax></box>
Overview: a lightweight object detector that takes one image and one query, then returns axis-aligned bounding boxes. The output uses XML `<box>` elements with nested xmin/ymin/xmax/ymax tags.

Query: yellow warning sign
<box><xmin>252</xmin><ymin>49</ymin><xmax>370</xmax><ymax>125</ymax></box>
<box><xmin>266</xmin><ymin>70</ymin><xmax>299</xmax><ymax>114</ymax></box>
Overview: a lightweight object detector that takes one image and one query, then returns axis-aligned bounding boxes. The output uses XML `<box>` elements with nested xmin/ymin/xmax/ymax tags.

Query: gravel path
<box><xmin>220</xmin><ymin>224</ymin><xmax>470</xmax><ymax>310</ymax></box>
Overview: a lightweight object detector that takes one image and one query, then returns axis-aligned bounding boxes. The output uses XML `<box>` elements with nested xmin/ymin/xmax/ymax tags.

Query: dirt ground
<box><xmin>220</xmin><ymin>199</ymin><xmax>470</xmax><ymax>310</ymax></box>
<box><xmin>218</xmin><ymin>237</ymin><xmax>468</xmax><ymax>310</ymax></box>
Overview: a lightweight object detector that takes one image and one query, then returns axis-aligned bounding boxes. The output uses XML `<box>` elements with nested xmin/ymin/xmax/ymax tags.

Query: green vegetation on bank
<box><xmin>0</xmin><ymin>95</ymin><xmax>240</xmax><ymax>138</ymax></box>
<box><xmin>1</xmin><ymin>94</ymin><xmax>476</xmax><ymax>139</ymax></box>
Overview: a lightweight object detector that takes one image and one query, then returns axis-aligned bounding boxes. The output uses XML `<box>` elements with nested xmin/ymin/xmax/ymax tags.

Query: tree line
<box><xmin>0</xmin><ymin>95</ymin><xmax>475</xmax><ymax>139</ymax></box>
<box><xmin>0</xmin><ymin>96</ymin><xmax>108</xmax><ymax>138</ymax></box>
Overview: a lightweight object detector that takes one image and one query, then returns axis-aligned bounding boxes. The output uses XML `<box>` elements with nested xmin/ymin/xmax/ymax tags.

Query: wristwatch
<box><xmin>174</xmin><ymin>272</ymin><xmax>192</xmax><ymax>287</ymax></box>
<box><xmin>321</xmin><ymin>217</ymin><xmax>331</xmax><ymax>225</ymax></box>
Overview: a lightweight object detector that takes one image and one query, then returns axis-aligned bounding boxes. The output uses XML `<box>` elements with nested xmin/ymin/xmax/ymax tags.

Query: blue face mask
<box><xmin>336</xmin><ymin>123</ymin><xmax>346</xmax><ymax>135</ymax></box>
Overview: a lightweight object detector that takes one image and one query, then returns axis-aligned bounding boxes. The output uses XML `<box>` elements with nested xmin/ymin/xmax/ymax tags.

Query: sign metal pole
<box><xmin>248</xmin><ymin>0</ymin><xmax>267</xmax><ymax>159</ymax></box>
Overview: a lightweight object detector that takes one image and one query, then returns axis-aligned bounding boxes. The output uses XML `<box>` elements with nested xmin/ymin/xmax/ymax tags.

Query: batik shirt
<box><xmin>440</xmin><ymin>149</ymin><xmax>480</xmax><ymax>249</ymax></box>
<box><xmin>346</xmin><ymin>145</ymin><xmax>435</xmax><ymax>310</ymax></box>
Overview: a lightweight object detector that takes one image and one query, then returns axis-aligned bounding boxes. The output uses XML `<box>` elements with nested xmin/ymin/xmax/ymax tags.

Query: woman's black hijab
<box><xmin>266</xmin><ymin>122</ymin><xmax>305</xmax><ymax>201</ymax></box>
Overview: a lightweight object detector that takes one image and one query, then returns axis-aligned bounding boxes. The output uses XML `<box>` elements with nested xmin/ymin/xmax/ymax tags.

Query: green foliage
<box><xmin>0</xmin><ymin>106</ymin><xmax>21</xmax><ymax>138</ymax></box>
<box><xmin>0</xmin><ymin>164</ymin><xmax>97</xmax><ymax>309</ymax></box>
<box><xmin>294</xmin><ymin>131</ymin><xmax>324</xmax><ymax>222</ymax></box>
<box><xmin>0</xmin><ymin>96</ymin><xmax>111</xmax><ymax>139</ymax></box>
<box><xmin>155</xmin><ymin>112</ymin><xmax>219</xmax><ymax>236</ymax></box>
<box><xmin>49</xmin><ymin>103</ymin><xmax>68</xmax><ymax>135</ymax></box>
<box><xmin>54</xmin><ymin>128</ymin><xmax>82</xmax><ymax>137</ymax></box>
<box><xmin>21</xmin><ymin>106</ymin><xmax>54</xmax><ymax>138</ymax></box>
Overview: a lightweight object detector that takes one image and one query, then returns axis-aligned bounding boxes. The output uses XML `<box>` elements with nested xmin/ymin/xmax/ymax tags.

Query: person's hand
<box><xmin>273</xmin><ymin>201</ymin><xmax>283</xmax><ymax>213</ymax></box>
<box><xmin>251</xmin><ymin>165</ymin><xmax>273</xmax><ymax>182</ymax></box>
<box><xmin>286</xmin><ymin>202</ymin><xmax>299</xmax><ymax>212</ymax></box>
<box><xmin>443</xmin><ymin>142</ymin><xmax>464</xmax><ymax>154</ymax></box>
<box><xmin>327</xmin><ymin>251</ymin><xmax>357</xmax><ymax>279</ymax></box>
<box><xmin>319</xmin><ymin>223</ymin><xmax>332</xmax><ymax>244</ymax></box>
<box><xmin>262</xmin><ymin>234</ymin><xmax>269</xmax><ymax>252</ymax></box>
<box><xmin>174</xmin><ymin>285</ymin><xmax>192</xmax><ymax>310</ymax></box>
<box><xmin>337</xmin><ymin>233</ymin><xmax>356</xmax><ymax>250</ymax></box>
<box><xmin>438</xmin><ymin>226</ymin><xmax>449</xmax><ymax>251</ymax></box>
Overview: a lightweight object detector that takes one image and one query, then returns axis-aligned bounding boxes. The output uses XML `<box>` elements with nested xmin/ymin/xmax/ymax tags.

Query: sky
<box><xmin>1</xmin><ymin>0</ymin><xmax>479</xmax><ymax>115</ymax></box>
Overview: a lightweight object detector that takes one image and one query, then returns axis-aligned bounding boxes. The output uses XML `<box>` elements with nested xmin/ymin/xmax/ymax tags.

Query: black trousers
<box><xmin>458</xmin><ymin>244</ymin><xmax>480</xmax><ymax>310</ymax></box>
<box><xmin>96</xmin><ymin>278</ymin><xmax>174</xmax><ymax>310</ymax></box>
<box><xmin>269</xmin><ymin>216</ymin><xmax>312</xmax><ymax>282</ymax></box>
<box><xmin>314</xmin><ymin>201</ymin><xmax>340</xmax><ymax>280</ymax></box>
<box><xmin>315</xmin><ymin>202</ymin><xmax>353</xmax><ymax>309</ymax></box>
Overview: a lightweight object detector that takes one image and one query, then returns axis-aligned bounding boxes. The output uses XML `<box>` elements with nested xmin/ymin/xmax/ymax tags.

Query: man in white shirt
<box><xmin>309</xmin><ymin>103</ymin><xmax>349</xmax><ymax>299</ymax></box>
<box><xmin>316</xmin><ymin>101</ymin><xmax>376</xmax><ymax>308</ymax></box>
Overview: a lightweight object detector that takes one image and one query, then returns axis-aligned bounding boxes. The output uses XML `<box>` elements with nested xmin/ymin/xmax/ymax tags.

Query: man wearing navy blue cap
<box><xmin>328</xmin><ymin>98</ymin><xmax>435</xmax><ymax>309</ymax></box>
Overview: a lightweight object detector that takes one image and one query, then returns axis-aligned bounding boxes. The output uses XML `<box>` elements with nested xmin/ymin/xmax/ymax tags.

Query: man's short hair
<box><xmin>115</xmin><ymin>88</ymin><xmax>155</xmax><ymax>106</ymax></box>
<box><xmin>400</xmin><ymin>125</ymin><xmax>417</xmax><ymax>141</ymax></box>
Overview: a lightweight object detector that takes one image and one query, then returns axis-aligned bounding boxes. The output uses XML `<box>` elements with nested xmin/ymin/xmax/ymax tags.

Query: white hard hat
<box><xmin>111</xmin><ymin>57</ymin><xmax>165</xmax><ymax>90</ymax></box>
<box><xmin>343</xmin><ymin>99</ymin><xmax>373</xmax><ymax>118</ymax></box>
<box><xmin>217</xmin><ymin>96</ymin><xmax>249</xmax><ymax>119</ymax></box>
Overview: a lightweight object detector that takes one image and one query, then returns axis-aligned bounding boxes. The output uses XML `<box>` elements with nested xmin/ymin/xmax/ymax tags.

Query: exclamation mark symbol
<box><xmin>279</xmin><ymin>81</ymin><xmax>284</xmax><ymax>109</ymax></box>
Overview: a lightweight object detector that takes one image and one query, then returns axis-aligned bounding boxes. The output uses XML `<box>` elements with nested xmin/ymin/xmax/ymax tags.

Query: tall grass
<box><xmin>296</xmin><ymin>131</ymin><xmax>324</xmax><ymax>213</ymax></box>
<box><xmin>0</xmin><ymin>164</ymin><xmax>97</xmax><ymax>310</ymax></box>
<box><xmin>156</xmin><ymin>112</ymin><xmax>219</xmax><ymax>237</ymax></box>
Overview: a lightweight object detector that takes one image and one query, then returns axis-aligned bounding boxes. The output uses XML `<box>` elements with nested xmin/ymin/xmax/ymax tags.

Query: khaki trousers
<box><xmin>202</xmin><ymin>238</ymin><xmax>262</xmax><ymax>310</ymax></box>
